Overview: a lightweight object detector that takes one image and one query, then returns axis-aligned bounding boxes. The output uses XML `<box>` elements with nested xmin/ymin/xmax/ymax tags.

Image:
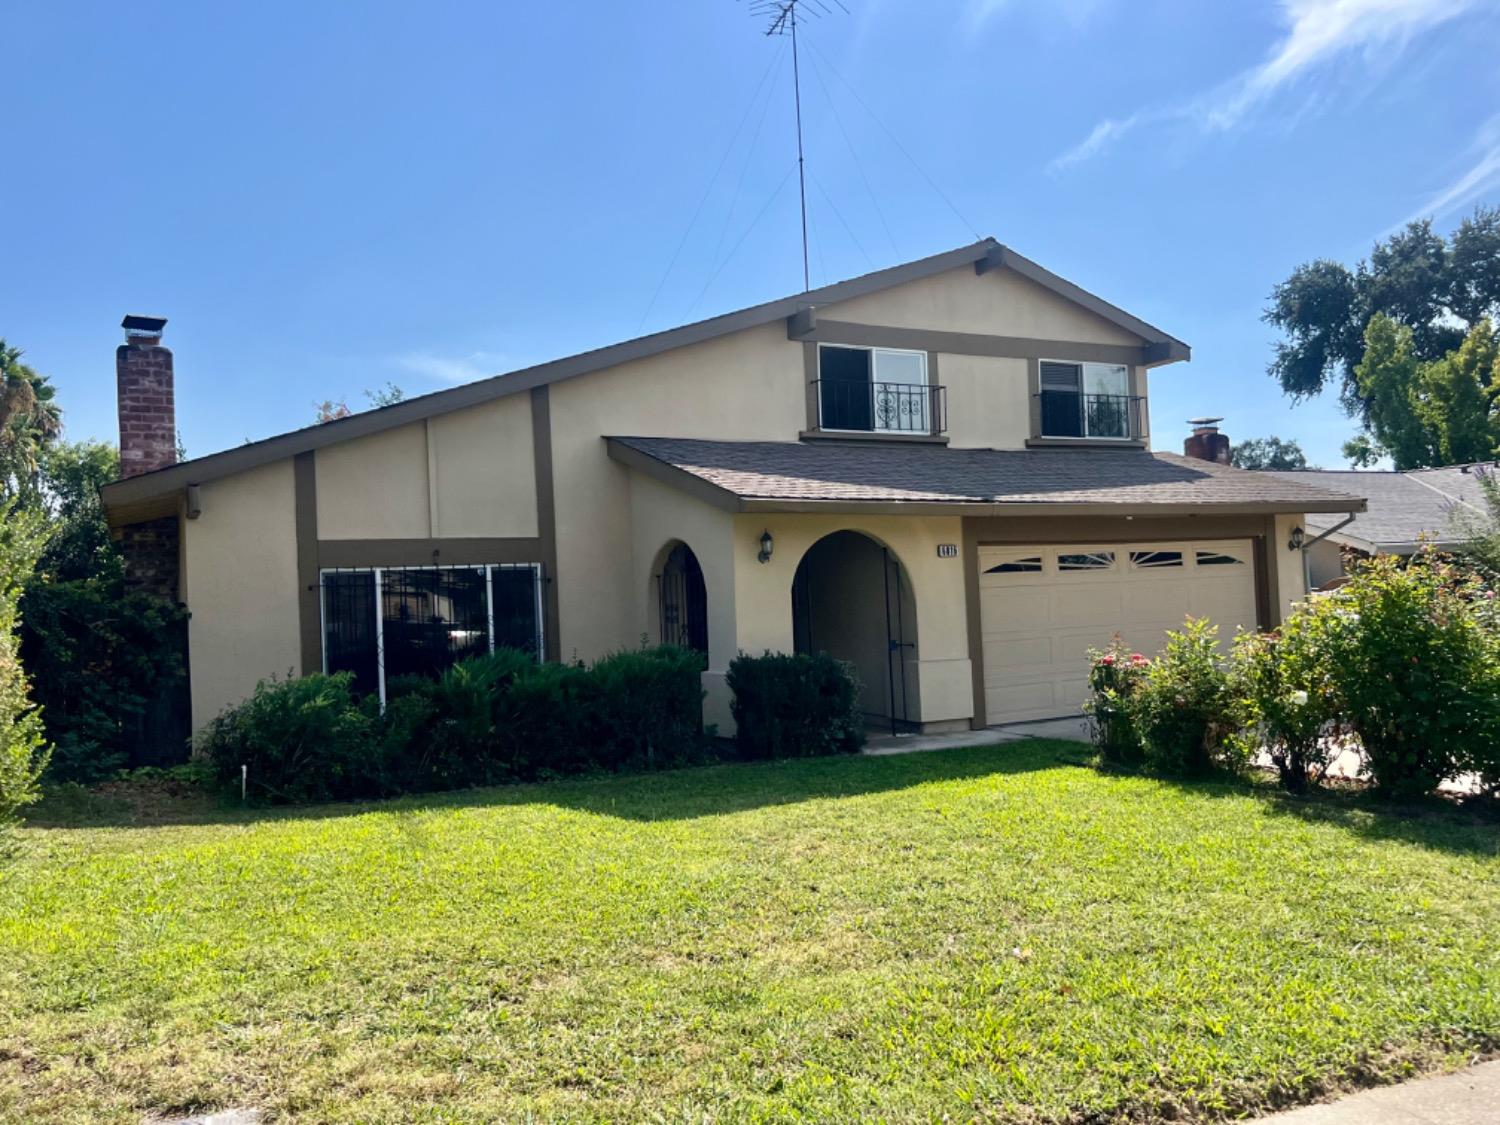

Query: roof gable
<box><xmin>102</xmin><ymin>238</ymin><xmax>1190</xmax><ymax>512</ymax></box>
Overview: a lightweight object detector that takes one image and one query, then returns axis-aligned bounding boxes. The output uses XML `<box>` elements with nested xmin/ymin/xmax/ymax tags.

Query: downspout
<box><xmin>1299</xmin><ymin>513</ymin><xmax>1357</xmax><ymax>592</ymax></box>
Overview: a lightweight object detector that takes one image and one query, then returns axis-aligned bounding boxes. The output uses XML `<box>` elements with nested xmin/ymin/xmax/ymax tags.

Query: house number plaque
<box><xmin>936</xmin><ymin>544</ymin><xmax>958</xmax><ymax>558</ymax></box>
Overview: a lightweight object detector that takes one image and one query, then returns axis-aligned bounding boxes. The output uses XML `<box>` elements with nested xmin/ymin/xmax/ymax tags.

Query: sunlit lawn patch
<box><xmin>2</xmin><ymin>742</ymin><xmax>1496</xmax><ymax>1122</ymax></box>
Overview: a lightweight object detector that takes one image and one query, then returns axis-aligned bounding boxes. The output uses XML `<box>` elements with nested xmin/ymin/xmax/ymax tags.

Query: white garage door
<box><xmin>979</xmin><ymin>540</ymin><xmax>1259</xmax><ymax>725</ymax></box>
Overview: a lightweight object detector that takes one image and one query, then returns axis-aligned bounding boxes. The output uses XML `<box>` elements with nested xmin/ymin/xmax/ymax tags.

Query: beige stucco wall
<box><xmin>181</xmin><ymin>459</ymin><xmax>302</xmax><ymax>725</ymax></box>
<box><xmin>548</xmin><ymin>321</ymin><xmax>805</xmax><ymax>665</ymax></box>
<box><xmin>730</xmin><ymin>512</ymin><xmax>974</xmax><ymax>727</ymax></box>
<box><xmin>315</xmin><ymin>396</ymin><xmax>537</xmax><ymax>540</ymax></box>
<box><xmin>1273</xmin><ymin>513</ymin><xmax>1311</xmax><ymax>619</ymax></box>
<box><xmin>824</xmin><ymin>265</ymin><xmax>1145</xmax><ymax>346</ymax></box>
<box><xmin>316</xmin><ymin>422</ymin><xmax>431</xmax><ymax>540</ymax></box>
<box><xmin>1305</xmin><ymin>537</ymin><xmax>1347</xmax><ymax>589</ymax></box>
<box><xmin>624</xmin><ymin>472</ymin><xmax>739</xmax><ymax>730</ymax></box>
<box><xmin>940</xmin><ymin>353</ymin><xmax>1030</xmax><ymax>448</ymax></box>
<box><xmin>427</xmin><ymin>397</ymin><xmax>537</xmax><ymax>538</ymax></box>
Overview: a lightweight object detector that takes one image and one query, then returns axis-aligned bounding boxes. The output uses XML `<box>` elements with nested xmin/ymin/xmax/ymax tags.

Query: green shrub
<box><xmin>726</xmin><ymin>651</ymin><xmax>863</xmax><ymax>760</ymax></box>
<box><xmin>1229</xmin><ymin>622</ymin><xmax>1334</xmax><ymax>794</ymax></box>
<box><xmin>587</xmin><ymin>645</ymin><xmax>707</xmax><ymax>772</ymax></box>
<box><xmin>18</xmin><ymin>577</ymin><xmax>189</xmax><ymax>784</ymax></box>
<box><xmin>1132</xmin><ymin>618</ymin><xmax>1239</xmax><ymax>776</ymax></box>
<box><xmin>1309</xmin><ymin>553</ymin><xmax>1500</xmax><ymax>799</ymax></box>
<box><xmin>0</xmin><ymin>500</ymin><xmax>51</xmax><ymax>838</ymax></box>
<box><xmin>195</xmin><ymin>672</ymin><xmax>376</xmax><ymax>804</ymax></box>
<box><xmin>1082</xmin><ymin>637</ymin><xmax>1150</xmax><ymax>764</ymax></box>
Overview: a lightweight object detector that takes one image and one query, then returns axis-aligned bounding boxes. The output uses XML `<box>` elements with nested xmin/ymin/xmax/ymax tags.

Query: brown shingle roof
<box><xmin>608</xmin><ymin>437</ymin><xmax>1366</xmax><ymax>514</ymax></box>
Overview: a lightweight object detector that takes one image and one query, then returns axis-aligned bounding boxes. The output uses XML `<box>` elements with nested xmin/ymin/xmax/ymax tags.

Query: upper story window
<box><xmin>1038</xmin><ymin>360</ymin><xmax>1142</xmax><ymax>441</ymax></box>
<box><xmin>817</xmin><ymin>344</ymin><xmax>944</xmax><ymax>435</ymax></box>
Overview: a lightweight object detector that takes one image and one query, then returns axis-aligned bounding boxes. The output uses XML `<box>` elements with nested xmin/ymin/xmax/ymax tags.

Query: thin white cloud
<box><xmin>1401</xmin><ymin>112</ymin><xmax>1500</xmax><ymax>225</ymax></box>
<box><xmin>1049</xmin><ymin>112</ymin><xmax>1150</xmax><ymax>173</ymax></box>
<box><xmin>394</xmin><ymin>350</ymin><xmax>509</xmax><ymax>385</ymax></box>
<box><xmin>1053</xmin><ymin>0</ymin><xmax>1475</xmax><ymax>167</ymax></box>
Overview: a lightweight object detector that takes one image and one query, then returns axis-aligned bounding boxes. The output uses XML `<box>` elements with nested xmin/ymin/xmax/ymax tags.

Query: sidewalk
<box><xmin>1256</xmin><ymin>1060</ymin><xmax>1500</xmax><ymax>1123</ymax></box>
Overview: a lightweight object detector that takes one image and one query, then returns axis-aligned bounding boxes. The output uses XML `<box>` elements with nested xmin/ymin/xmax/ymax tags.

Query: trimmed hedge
<box><xmin>198</xmin><ymin>646</ymin><xmax>708</xmax><ymax>803</ymax></box>
<box><xmin>726</xmin><ymin>651</ymin><xmax>864</xmax><ymax>759</ymax></box>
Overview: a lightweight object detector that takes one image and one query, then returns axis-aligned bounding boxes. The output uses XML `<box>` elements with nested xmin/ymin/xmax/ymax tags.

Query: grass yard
<box><xmin>2</xmin><ymin>742</ymin><xmax>1498</xmax><ymax>1123</ymax></box>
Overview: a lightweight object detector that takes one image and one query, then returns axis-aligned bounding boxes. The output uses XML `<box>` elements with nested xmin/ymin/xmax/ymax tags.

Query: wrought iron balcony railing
<box><xmin>1036</xmin><ymin>391</ymin><xmax>1145</xmax><ymax>441</ymax></box>
<box><xmin>814</xmin><ymin>379</ymin><xmax>947</xmax><ymax>436</ymax></box>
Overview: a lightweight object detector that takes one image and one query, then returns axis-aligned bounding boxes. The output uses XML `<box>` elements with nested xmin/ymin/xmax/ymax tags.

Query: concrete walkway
<box><xmin>863</xmin><ymin>716</ymin><xmax>1090</xmax><ymax>756</ymax></box>
<box><xmin>1256</xmin><ymin>1060</ymin><xmax>1500</xmax><ymax>1123</ymax></box>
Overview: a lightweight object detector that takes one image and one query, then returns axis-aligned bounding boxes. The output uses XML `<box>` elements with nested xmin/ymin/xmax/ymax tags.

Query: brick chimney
<box><xmin>1184</xmin><ymin>417</ymin><xmax>1231</xmax><ymax>465</ymax></box>
<box><xmin>117</xmin><ymin>315</ymin><xmax>176</xmax><ymax>477</ymax></box>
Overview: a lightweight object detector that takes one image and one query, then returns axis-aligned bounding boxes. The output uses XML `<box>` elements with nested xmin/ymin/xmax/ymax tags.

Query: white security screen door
<box><xmin>872</xmin><ymin>348</ymin><xmax>928</xmax><ymax>433</ymax></box>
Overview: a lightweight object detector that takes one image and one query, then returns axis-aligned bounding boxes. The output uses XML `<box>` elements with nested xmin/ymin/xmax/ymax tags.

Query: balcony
<box><xmin>813</xmin><ymin>379</ymin><xmax>948</xmax><ymax>438</ymax></box>
<box><xmin>1036</xmin><ymin>391</ymin><xmax>1145</xmax><ymax>441</ymax></box>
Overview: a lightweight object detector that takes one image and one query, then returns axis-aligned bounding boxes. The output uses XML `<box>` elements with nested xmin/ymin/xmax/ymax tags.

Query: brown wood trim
<box><xmin>962</xmin><ymin>516</ymin><xmax>987</xmax><ymax>730</ymax></box>
<box><xmin>316</xmin><ymin>538</ymin><xmax>545</xmax><ymax>568</ymax></box>
<box><xmin>798</xmin><ymin>431</ymin><xmax>949</xmax><ymax>446</ymax></box>
<box><xmin>1252</xmin><ymin>534</ymin><xmax>1272</xmax><ymax>631</ymax></box>
<box><xmin>803</xmin><ymin>340</ymin><xmax>819</xmax><ymax>433</ymax></box>
<box><xmin>1023</xmin><ymin>437</ymin><xmax>1147</xmax><ymax>450</ymax></box>
<box><xmin>971</xmin><ymin>517</ymin><xmax>1278</xmax><ymax>545</ymax></box>
<box><xmin>806</xmin><ymin>319</ymin><xmax>1149</xmax><ymax>367</ymax></box>
<box><xmin>531</xmin><ymin>385</ymin><xmax>561</xmax><ymax>662</ymax></box>
<box><xmin>294</xmin><ymin>452</ymin><xmax>321</xmax><ymax>675</ymax></box>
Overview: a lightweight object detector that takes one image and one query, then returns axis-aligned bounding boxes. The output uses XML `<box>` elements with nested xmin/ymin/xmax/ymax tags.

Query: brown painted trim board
<box><xmin>316</xmin><ymin>537</ymin><xmax>546</xmax><ymax>569</ymax></box>
<box><xmin>294</xmin><ymin>452</ymin><xmax>321</xmax><ymax>675</ymax></box>
<box><xmin>961</xmin><ymin>517</ymin><xmax>987</xmax><ymax>730</ymax></box>
<box><xmin>531</xmin><ymin>385</ymin><xmax>561</xmax><ymax>662</ymax></box>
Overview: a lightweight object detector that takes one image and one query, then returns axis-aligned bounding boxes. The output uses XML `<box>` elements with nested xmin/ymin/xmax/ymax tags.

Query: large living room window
<box><xmin>818</xmin><ymin>344</ymin><xmax>932</xmax><ymax>434</ymax></box>
<box><xmin>321</xmin><ymin>563</ymin><xmax>543</xmax><ymax>703</ymax></box>
<box><xmin>1038</xmin><ymin>360</ymin><xmax>1138</xmax><ymax>439</ymax></box>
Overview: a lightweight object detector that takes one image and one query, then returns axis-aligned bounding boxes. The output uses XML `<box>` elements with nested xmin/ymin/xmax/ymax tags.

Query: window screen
<box><xmin>321</xmin><ymin>564</ymin><xmax>543</xmax><ymax>702</ymax></box>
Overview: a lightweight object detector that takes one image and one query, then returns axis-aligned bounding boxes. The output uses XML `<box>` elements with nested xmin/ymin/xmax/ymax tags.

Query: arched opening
<box><xmin>654</xmin><ymin>541</ymin><xmax>709</xmax><ymax>654</ymax></box>
<box><xmin>791</xmin><ymin>530</ymin><xmax>917</xmax><ymax>733</ymax></box>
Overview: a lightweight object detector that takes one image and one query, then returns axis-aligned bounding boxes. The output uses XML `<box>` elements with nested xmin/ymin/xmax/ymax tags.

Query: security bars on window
<box><xmin>319</xmin><ymin>563</ymin><xmax>545</xmax><ymax>707</ymax></box>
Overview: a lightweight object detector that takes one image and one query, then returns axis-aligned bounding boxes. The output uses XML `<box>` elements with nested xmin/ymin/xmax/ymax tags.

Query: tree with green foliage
<box><xmin>1415</xmin><ymin>317</ymin><xmax>1499</xmax><ymax>466</ymax></box>
<box><xmin>1266</xmin><ymin>208</ymin><xmax>1500</xmax><ymax>461</ymax></box>
<box><xmin>1230</xmin><ymin>436</ymin><xmax>1310</xmax><ymax>470</ymax></box>
<box><xmin>0</xmin><ymin>499</ymin><xmax>52</xmax><ymax>837</ymax></box>
<box><xmin>0</xmin><ymin>340</ymin><xmax>63</xmax><ymax>501</ymax></box>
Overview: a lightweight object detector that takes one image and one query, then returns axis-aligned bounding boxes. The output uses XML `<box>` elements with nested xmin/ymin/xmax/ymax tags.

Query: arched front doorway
<box><xmin>791</xmin><ymin>530</ymin><xmax>917</xmax><ymax>733</ymax></box>
<box><xmin>654</xmin><ymin>542</ymin><xmax>708</xmax><ymax>654</ymax></box>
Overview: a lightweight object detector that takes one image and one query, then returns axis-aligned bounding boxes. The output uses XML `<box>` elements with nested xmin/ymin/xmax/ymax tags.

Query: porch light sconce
<box><xmin>1288</xmin><ymin>526</ymin><xmax>1305</xmax><ymax>551</ymax></box>
<box><xmin>757</xmin><ymin>529</ymin><xmax>774</xmax><ymax>564</ymax></box>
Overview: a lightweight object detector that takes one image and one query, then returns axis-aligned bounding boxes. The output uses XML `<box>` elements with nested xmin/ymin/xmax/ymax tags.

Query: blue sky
<box><xmin>5</xmin><ymin>0</ymin><xmax>1499</xmax><ymax>467</ymax></box>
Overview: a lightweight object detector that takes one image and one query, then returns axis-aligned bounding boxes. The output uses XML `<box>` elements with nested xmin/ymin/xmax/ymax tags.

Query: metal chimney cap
<box><xmin>1186</xmin><ymin>416</ymin><xmax>1224</xmax><ymax>427</ymax></box>
<box><xmin>121</xmin><ymin>314</ymin><xmax>168</xmax><ymax>338</ymax></box>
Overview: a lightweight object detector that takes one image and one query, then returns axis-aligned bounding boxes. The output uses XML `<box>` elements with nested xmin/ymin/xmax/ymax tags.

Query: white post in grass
<box><xmin>241</xmin><ymin>763</ymin><xmax>247</xmax><ymax>803</ymax></box>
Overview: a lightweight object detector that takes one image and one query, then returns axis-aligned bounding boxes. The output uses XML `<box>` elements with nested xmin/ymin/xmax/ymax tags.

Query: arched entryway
<box><xmin>791</xmin><ymin>530</ymin><xmax>917</xmax><ymax>733</ymax></box>
<box><xmin>653</xmin><ymin>541</ymin><xmax>709</xmax><ymax>654</ymax></box>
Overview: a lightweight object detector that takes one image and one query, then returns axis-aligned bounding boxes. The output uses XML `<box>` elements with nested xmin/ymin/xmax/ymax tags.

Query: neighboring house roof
<box><xmin>1266</xmin><ymin>465</ymin><xmax>1498</xmax><ymax>552</ymax></box>
<box><xmin>101</xmin><ymin>238</ymin><xmax>1190</xmax><ymax>520</ymax></box>
<box><xmin>609</xmin><ymin>437</ymin><xmax>1366</xmax><ymax>516</ymax></box>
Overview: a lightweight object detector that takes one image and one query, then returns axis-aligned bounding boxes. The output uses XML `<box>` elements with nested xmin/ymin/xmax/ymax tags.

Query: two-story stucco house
<box><xmin>101</xmin><ymin>239</ymin><xmax>1364</xmax><ymax>735</ymax></box>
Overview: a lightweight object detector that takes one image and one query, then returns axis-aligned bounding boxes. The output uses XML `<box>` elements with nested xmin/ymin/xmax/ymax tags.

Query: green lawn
<box><xmin>2</xmin><ymin>743</ymin><xmax>1497</xmax><ymax>1123</ymax></box>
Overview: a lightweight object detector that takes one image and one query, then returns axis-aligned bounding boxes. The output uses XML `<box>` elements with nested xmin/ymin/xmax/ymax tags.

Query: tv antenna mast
<box><xmin>747</xmin><ymin>0</ymin><xmax>846</xmax><ymax>291</ymax></box>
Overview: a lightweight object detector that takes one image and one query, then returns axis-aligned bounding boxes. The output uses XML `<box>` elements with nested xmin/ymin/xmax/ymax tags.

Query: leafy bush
<box><xmin>0</xmin><ymin>500</ymin><xmax>51</xmax><ymax>838</ymax></box>
<box><xmin>1083</xmin><ymin>637</ymin><xmax>1150</xmax><ymax>764</ymax></box>
<box><xmin>1229</xmin><ymin>622</ymin><xmax>1334</xmax><ymax>794</ymax></box>
<box><xmin>726</xmin><ymin>651</ymin><xmax>863</xmax><ymax>760</ymax></box>
<box><xmin>198</xmin><ymin>646</ymin><xmax>707</xmax><ymax>804</ymax></box>
<box><xmin>19</xmin><ymin>578</ymin><xmax>189</xmax><ymax>784</ymax></box>
<box><xmin>1309</xmin><ymin>553</ymin><xmax>1500</xmax><ymax>799</ymax></box>
<box><xmin>195</xmin><ymin>672</ymin><xmax>377</xmax><ymax>804</ymax></box>
<box><xmin>1132</xmin><ymin>618</ymin><xmax>1239</xmax><ymax>776</ymax></box>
